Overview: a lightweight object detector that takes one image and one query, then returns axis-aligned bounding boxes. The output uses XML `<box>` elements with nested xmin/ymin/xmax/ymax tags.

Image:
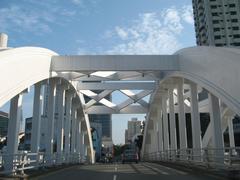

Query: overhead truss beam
<box><xmin>77</xmin><ymin>82</ymin><xmax>156</xmax><ymax>90</ymax></box>
<box><xmin>51</xmin><ymin>55</ymin><xmax>179</xmax><ymax>72</ymax></box>
<box><xmin>85</xmin><ymin>105</ymin><xmax>148</xmax><ymax>114</ymax></box>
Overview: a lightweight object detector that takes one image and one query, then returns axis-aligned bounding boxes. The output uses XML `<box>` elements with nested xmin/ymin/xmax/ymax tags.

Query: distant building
<box><xmin>89</xmin><ymin>114</ymin><xmax>112</xmax><ymax>140</ymax></box>
<box><xmin>91</xmin><ymin>122</ymin><xmax>102</xmax><ymax>161</ymax></box>
<box><xmin>84</xmin><ymin>88</ymin><xmax>112</xmax><ymax>141</ymax></box>
<box><xmin>192</xmin><ymin>0</ymin><xmax>240</xmax><ymax>47</ymax></box>
<box><xmin>192</xmin><ymin>0</ymin><xmax>240</xmax><ymax>148</ymax></box>
<box><xmin>102</xmin><ymin>136</ymin><xmax>113</xmax><ymax>149</ymax></box>
<box><xmin>24</xmin><ymin>117</ymin><xmax>32</xmax><ymax>150</ymax></box>
<box><xmin>0</xmin><ymin>111</ymin><xmax>8</xmax><ymax>138</ymax></box>
<box><xmin>125</xmin><ymin>129</ymin><xmax>128</xmax><ymax>144</ymax></box>
<box><xmin>125</xmin><ymin>118</ymin><xmax>141</xmax><ymax>143</ymax></box>
<box><xmin>24</xmin><ymin>116</ymin><xmax>48</xmax><ymax>151</ymax></box>
<box><xmin>101</xmin><ymin>136</ymin><xmax>113</xmax><ymax>158</ymax></box>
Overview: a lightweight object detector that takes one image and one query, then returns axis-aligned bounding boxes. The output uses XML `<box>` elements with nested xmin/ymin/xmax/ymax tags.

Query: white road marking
<box><xmin>146</xmin><ymin>163</ymin><xmax>187</xmax><ymax>175</ymax></box>
<box><xmin>113</xmin><ymin>174</ymin><xmax>117</xmax><ymax>180</ymax></box>
<box><xmin>143</xmin><ymin>163</ymin><xmax>169</xmax><ymax>175</ymax></box>
<box><xmin>114</xmin><ymin>164</ymin><xmax>118</xmax><ymax>172</ymax></box>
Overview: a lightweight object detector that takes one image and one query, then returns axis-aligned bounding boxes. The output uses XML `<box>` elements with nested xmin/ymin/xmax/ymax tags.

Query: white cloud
<box><xmin>0</xmin><ymin>1</ymin><xmax>88</xmax><ymax>34</ymax></box>
<box><xmin>72</xmin><ymin>0</ymin><xmax>84</xmax><ymax>6</ymax></box>
<box><xmin>77</xmin><ymin>48</ymin><xmax>88</xmax><ymax>55</ymax></box>
<box><xmin>181</xmin><ymin>5</ymin><xmax>194</xmax><ymax>24</ymax></box>
<box><xmin>0</xmin><ymin>5</ymin><xmax>52</xmax><ymax>33</ymax></box>
<box><xmin>115</xmin><ymin>26</ymin><xmax>128</xmax><ymax>40</ymax></box>
<box><xmin>163</xmin><ymin>7</ymin><xmax>183</xmax><ymax>34</ymax></box>
<box><xmin>106</xmin><ymin>6</ymin><xmax>193</xmax><ymax>55</ymax></box>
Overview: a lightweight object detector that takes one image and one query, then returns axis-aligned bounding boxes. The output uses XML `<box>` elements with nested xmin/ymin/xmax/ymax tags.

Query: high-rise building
<box><xmin>125</xmin><ymin>118</ymin><xmax>141</xmax><ymax>143</ymax></box>
<box><xmin>84</xmin><ymin>88</ymin><xmax>112</xmax><ymax>140</ymax></box>
<box><xmin>91</xmin><ymin>122</ymin><xmax>102</xmax><ymax>161</ymax></box>
<box><xmin>89</xmin><ymin>114</ymin><xmax>112</xmax><ymax>139</ymax></box>
<box><xmin>24</xmin><ymin>116</ymin><xmax>48</xmax><ymax>151</ymax></box>
<box><xmin>125</xmin><ymin>129</ymin><xmax>128</xmax><ymax>144</ymax></box>
<box><xmin>192</xmin><ymin>0</ymin><xmax>240</xmax><ymax>46</ymax></box>
<box><xmin>0</xmin><ymin>111</ymin><xmax>8</xmax><ymax>138</ymax></box>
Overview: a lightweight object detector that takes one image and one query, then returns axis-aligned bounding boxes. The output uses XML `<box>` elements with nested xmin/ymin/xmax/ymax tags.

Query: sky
<box><xmin>0</xmin><ymin>0</ymin><xmax>196</xmax><ymax>144</ymax></box>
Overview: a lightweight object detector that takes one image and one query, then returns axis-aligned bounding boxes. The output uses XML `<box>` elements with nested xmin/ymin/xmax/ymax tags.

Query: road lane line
<box><xmin>146</xmin><ymin>162</ymin><xmax>187</xmax><ymax>175</ymax></box>
<box><xmin>142</xmin><ymin>163</ymin><xmax>169</xmax><ymax>175</ymax></box>
<box><xmin>113</xmin><ymin>174</ymin><xmax>117</xmax><ymax>180</ymax></box>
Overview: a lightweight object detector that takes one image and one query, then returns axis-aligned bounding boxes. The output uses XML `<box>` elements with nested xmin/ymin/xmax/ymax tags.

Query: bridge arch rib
<box><xmin>1</xmin><ymin>44</ymin><xmax>240</xmax><ymax>171</ymax></box>
<box><xmin>142</xmin><ymin>46</ymin><xmax>240</xmax><ymax>165</ymax></box>
<box><xmin>0</xmin><ymin>47</ymin><xmax>57</xmax><ymax>107</ymax></box>
<box><xmin>176</xmin><ymin>46</ymin><xmax>240</xmax><ymax>115</ymax></box>
<box><xmin>0</xmin><ymin>47</ymin><xmax>94</xmax><ymax>168</ymax></box>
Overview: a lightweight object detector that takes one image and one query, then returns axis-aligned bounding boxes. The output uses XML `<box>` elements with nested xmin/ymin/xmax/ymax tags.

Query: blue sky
<box><xmin>0</xmin><ymin>0</ymin><xmax>196</xmax><ymax>144</ymax></box>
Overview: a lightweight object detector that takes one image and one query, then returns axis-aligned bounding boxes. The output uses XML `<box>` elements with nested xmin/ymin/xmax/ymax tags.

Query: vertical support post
<box><xmin>56</xmin><ymin>84</ymin><xmax>66</xmax><ymax>164</ymax></box>
<box><xmin>169</xmin><ymin>87</ymin><xmax>177</xmax><ymax>160</ymax></box>
<box><xmin>190</xmin><ymin>82</ymin><xmax>202</xmax><ymax>161</ymax></box>
<box><xmin>31</xmin><ymin>83</ymin><xmax>43</xmax><ymax>153</ymax></box>
<box><xmin>208</xmin><ymin>93</ymin><xmax>224</xmax><ymax>164</ymax></box>
<box><xmin>71</xmin><ymin>106</ymin><xmax>77</xmax><ymax>154</ymax></box>
<box><xmin>42</xmin><ymin>84</ymin><xmax>49</xmax><ymax>117</ymax></box>
<box><xmin>228</xmin><ymin>117</ymin><xmax>235</xmax><ymax>149</ymax></box>
<box><xmin>162</xmin><ymin>92</ymin><xmax>169</xmax><ymax>152</ymax></box>
<box><xmin>5</xmin><ymin>94</ymin><xmax>23</xmax><ymax>173</ymax></box>
<box><xmin>64</xmin><ymin>91</ymin><xmax>73</xmax><ymax>162</ymax></box>
<box><xmin>40</xmin><ymin>84</ymin><xmax>49</xmax><ymax>152</ymax></box>
<box><xmin>76</xmin><ymin>111</ymin><xmax>82</xmax><ymax>163</ymax></box>
<box><xmin>157</xmin><ymin>104</ymin><xmax>163</xmax><ymax>152</ymax></box>
<box><xmin>79</xmin><ymin>127</ymin><xmax>84</xmax><ymax>163</ymax></box>
<box><xmin>0</xmin><ymin>33</ymin><xmax>8</xmax><ymax>48</ymax></box>
<box><xmin>177</xmin><ymin>79</ymin><xmax>187</xmax><ymax>160</ymax></box>
<box><xmin>81</xmin><ymin>132</ymin><xmax>86</xmax><ymax>162</ymax></box>
<box><xmin>46</xmin><ymin>79</ymin><xmax>56</xmax><ymax>165</ymax></box>
<box><xmin>150</xmin><ymin>126</ymin><xmax>156</xmax><ymax>153</ymax></box>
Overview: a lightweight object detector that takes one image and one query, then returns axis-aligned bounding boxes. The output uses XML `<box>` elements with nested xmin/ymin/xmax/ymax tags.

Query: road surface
<box><xmin>34</xmin><ymin>162</ymin><xmax>226</xmax><ymax>180</ymax></box>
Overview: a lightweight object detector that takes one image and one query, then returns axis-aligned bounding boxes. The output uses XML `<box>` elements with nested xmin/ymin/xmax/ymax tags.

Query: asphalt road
<box><xmin>33</xmin><ymin>162</ymin><xmax>227</xmax><ymax>180</ymax></box>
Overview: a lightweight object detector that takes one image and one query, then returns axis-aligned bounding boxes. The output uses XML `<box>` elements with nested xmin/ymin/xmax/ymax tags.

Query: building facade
<box><xmin>24</xmin><ymin>116</ymin><xmax>48</xmax><ymax>151</ymax></box>
<box><xmin>89</xmin><ymin>114</ymin><xmax>112</xmax><ymax>139</ymax></box>
<box><xmin>125</xmin><ymin>118</ymin><xmax>142</xmax><ymax>143</ymax></box>
<box><xmin>125</xmin><ymin>129</ymin><xmax>128</xmax><ymax>144</ymax></box>
<box><xmin>192</xmin><ymin>0</ymin><xmax>240</xmax><ymax>46</ymax></box>
<box><xmin>0</xmin><ymin>111</ymin><xmax>8</xmax><ymax>138</ymax></box>
<box><xmin>84</xmin><ymin>88</ymin><xmax>112</xmax><ymax>141</ymax></box>
<box><xmin>192</xmin><ymin>0</ymin><xmax>240</xmax><ymax>148</ymax></box>
<box><xmin>91</xmin><ymin>122</ymin><xmax>102</xmax><ymax>161</ymax></box>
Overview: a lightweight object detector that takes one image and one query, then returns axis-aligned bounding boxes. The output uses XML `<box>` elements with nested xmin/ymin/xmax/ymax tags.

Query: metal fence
<box><xmin>143</xmin><ymin>147</ymin><xmax>240</xmax><ymax>170</ymax></box>
<box><xmin>0</xmin><ymin>152</ymin><xmax>86</xmax><ymax>176</ymax></box>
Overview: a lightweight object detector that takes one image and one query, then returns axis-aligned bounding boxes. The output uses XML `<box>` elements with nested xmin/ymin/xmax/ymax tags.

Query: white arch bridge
<box><xmin>0</xmin><ymin>34</ymin><xmax>239</xmax><ymax>175</ymax></box>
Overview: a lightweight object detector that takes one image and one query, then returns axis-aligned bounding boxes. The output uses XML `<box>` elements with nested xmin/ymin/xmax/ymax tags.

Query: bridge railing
<box><xmin>0</xmin><ymin>152</ymin><xmax>86</xmax><ymax>176</ymax></box>
<box><xmin>143</xmin><ymin>147</ymin><xmax>240</xmax><ymax>170</ymax></box>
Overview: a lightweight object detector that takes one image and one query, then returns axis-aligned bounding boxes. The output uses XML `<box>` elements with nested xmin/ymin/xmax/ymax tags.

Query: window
<box><xmin>213</xmin><ymin>20</ymin><xmax>219</xmax><ymax>24</ymax></box>
<box><xmin>230</xmin><ymin>11</ymin><xmax>237</xmax><ymax>15</ymax></box>
<box><xmin>233</xmin><ymin>34</ymin><xmax>240</xmax><ymax>38</ymax></box>
<box><xmin>214</xmin><ymin>35</ymin><xmax>221</xmax><ymax>39</ymax></box>
<box><xmin>211</xmin><ymin>5</ymin><xmax>217</xmax><ymax>9</ymax></box>
<box><xmin>231</xmin><ymin>19</ymin><xmax>238</xmax><ymax>23</ymax></box>
<box><xmin>214</xmin><ymin>27</ymin><xmax>220</xmax><ymax>32</ymax></box>
<box><xmin>233</xmin><ymin>42</ymin><xmax>240</xmax><ymax>46</ymax></box>
<box><xmin>229</xmin><ymin>4</ymin><xmax>236</xmax><ymax>8</ymax></box>
<box><xmin>233</xmin><ymin>27</ymin><xmax>239</xmax><ymax>30</ymax></box>
<box><xmin>231</xmin><ymin>42</ymin><xmax>240</xmax><ymax>46</ymax></box>
<box><xmin>212</xmin><ymin>12</ymin><xmax>218</xmax><ymax>16</ymax></box>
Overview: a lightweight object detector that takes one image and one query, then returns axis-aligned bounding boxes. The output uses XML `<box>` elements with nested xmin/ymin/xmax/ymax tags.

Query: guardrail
<box><xmin>0</xmin><ymin>152</ymin><xmax>86</xmax><ymax>176</ymax></box>
<box><xmin>143</xmin><ymin>147</ymin><xmax>240</xmax><ymax>170</ymax></box>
